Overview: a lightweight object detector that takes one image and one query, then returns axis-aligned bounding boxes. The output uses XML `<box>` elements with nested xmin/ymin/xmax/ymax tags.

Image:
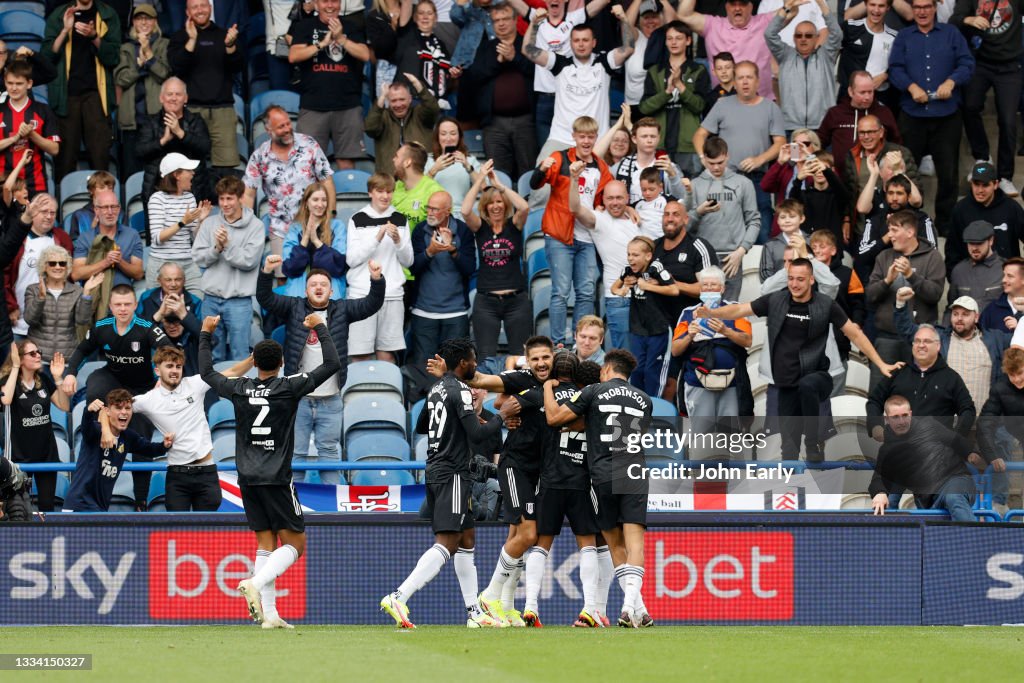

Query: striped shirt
<box><xmin>947</xmin><ymin>331</ymin><xmax>992</xmax><ymax>412</ymax></box>
<box><xmin>148</xmin><ymin>191</ymin><xmax>198</xmax><ymax>261</ymax></box>
<box><xmin>0</xmin><ymin>98</ymin><xmax>60</xmax><ymax>193</ymax></box>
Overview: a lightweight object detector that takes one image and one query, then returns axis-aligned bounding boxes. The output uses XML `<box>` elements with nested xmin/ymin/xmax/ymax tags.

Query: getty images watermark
<box><xmin>625</xmin><ymin>428</ymin><xmax>796</xmax><ymax>483</ymax></box>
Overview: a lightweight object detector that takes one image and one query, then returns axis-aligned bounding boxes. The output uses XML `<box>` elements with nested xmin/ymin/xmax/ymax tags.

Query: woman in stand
<box><xmin>281</xmin><ymin>182</ymin><xmax>348</xmax><ymax>298</ymax></box>
<box><xmin>425</xmin><ymin>117</ymin><xmax>480</xmax><ymax>215</ymax></box>
<box><xmin>0</xmin><ymin>341</ymin><xmax>70</xmax><ymax>513</ymax></box>
<box><xmin>461</xmin><ymin>159</ymin><xmax>530</xmax><ymax>367</ymax></box>
<box><xmin>23</xmin><ymin>246</ymin><xmax>103</xmax><ymax>363</ymax></box>
<box><xmin>146</xmin><ymin>153</ymin><xmax>211</xmax><ymax>294</ymax></box>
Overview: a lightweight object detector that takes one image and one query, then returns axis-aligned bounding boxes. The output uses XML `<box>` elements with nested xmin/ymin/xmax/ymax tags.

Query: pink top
<box><xmin>702</xmin><ymin>13</ymin><xmax>775</xmax><ymax>100</ymax></box>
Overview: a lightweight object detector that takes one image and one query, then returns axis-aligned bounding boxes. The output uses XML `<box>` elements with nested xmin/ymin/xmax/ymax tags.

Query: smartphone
<box><xmin>707</xmin><ymin>199</ymin><xmax>719</xmax><ymax>208</ymax></box>
<box><xmin>443</xmin><ymin>145</ymin><xmax>457</xmax><ymax>155</ymax></box>
<box><xmin>789</xmin><ymin>142</ymin><xmax>803</xmax><ymax>161</ymax></box>
<box><xmin>655</xmin><ymin>150</ymin><xmax>668</xmax><ymax>160</ymax></box>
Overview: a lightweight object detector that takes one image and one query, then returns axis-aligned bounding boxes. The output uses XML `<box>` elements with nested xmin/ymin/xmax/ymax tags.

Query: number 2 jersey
<box><xmin>198</xmin><ymin>325</ymin><xmax>340</xmax><ymax>486</ymax></box>
<box><xmin>519</xmin><ymin>380</ymin><xmax>590</xmax><ymax>490</ymax></box>
<box><xmin>418</xmin><ymin>373</ymin><xmax>504</xmax><ymax>484</ymax></box>
<box><xmin>565</xmin><ymin>377</ymin><xmax>652</xmax><ymax>485</ymax></box>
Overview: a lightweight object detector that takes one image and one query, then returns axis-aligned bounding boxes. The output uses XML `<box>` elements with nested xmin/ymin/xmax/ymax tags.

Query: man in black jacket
<box><xmin>870</xmin><ymin>395</ymin><xmax>978</xmax><ymax>521</ymax></box>
<box><xmin>462</xmin><ymin>3</ymin><xmax>537</xmax><ymax>180</ymax></box>
<box><xmin>946</xmin><ymin>161</ymin><xmax>1024</xmax><ymax>278</ymax></box>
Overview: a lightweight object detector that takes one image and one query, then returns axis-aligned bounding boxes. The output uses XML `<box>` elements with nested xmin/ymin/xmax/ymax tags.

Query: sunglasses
<box><xmin>23</xmin><ymin>350</ymin><xmax>41</xmax><ymax>357</ymax></box>
<box><xmin>794</xmin><ymin>33</ymin><xmax>815</xmax><ymax>38</ymax></box>
<box><xmin>47</xmin><ymin>261</ymin><xmax>67</xmax><ymax>267</ymax></box>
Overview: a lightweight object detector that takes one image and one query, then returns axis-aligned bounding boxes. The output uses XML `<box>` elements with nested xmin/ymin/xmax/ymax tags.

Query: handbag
<box><xmin>688</xmin><ymin>338</ymin><xmax>736</xmax><ymax>391</ymax></box>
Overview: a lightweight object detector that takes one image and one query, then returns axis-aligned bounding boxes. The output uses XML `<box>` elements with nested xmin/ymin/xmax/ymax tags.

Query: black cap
<box><xmin>970</xmin><ymin>161</ymin><xmax>998</xmax><ymax>184</ymax></box>
<box><xmin>163</xmin><ymin>314</ymin><xmax>182</xmax><ymax>324</ymax></box>
<box><xmin>963</xmin><ymin>220</ymin><xmax>994</xmax><ymax>243</ymax></box>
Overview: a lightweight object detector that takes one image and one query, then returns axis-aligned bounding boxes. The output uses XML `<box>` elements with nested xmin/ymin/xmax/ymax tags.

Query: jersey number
<box><xmin>249</xmin><ymin>397</ymin><xmax>270</xmax><ymax>435</ymax></box>
<box><xmin>600</xmin><ymin>405</ymin><xmax>644</xmax><ymax>443</ymax></box>
<box><xmin>428</xmin><ymin>402</ymin><xmax>448</xmax><ymax>441</ymax></box>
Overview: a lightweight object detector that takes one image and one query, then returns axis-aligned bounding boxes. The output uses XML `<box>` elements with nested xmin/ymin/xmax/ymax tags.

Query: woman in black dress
<box><xmin>1</xmin><ymin>341</ymin><xmax>70</xmax><ymax>512</ymax></box>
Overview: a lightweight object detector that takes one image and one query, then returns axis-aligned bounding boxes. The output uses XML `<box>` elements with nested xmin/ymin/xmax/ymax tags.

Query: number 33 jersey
<box><xmin>423</xmin><ymin>374</ymin><xmax>477</xmax><ymax>484</ymax></box>
<box><xmin>217</xmin><ymin>374</ymin><xmax>321</xmax><ymax>485</ymax></box>
<box><xmin>565</xmin><ymin>377</ymin><xmax>652</xmax><ymax>485</ymax></box>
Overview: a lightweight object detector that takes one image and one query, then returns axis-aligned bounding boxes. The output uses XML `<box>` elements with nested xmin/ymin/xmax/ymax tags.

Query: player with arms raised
<box><xmin>544</xmin><ymin>349</ymin><xmax>653</xmax><ymax>628</ymax></box>
<box><xmin>199</xmin><ymin>308</ymin><xmax>342</xmax><ymax>629</ymax></box>
<box><xmin>381</xmin><ymin>338</ymin><xmax>520</xmax><ymax>629</ymax></box>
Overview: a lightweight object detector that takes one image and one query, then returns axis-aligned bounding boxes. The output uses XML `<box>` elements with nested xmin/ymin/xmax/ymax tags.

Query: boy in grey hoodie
<box><xmin>683</xmin><ymin>136</ymin><xmax>760</xmax><ymax>300</ymax></box>
<box><xmin>192</xmin><ymin>176</ymin><xmax>266</xmax><ymax>362</ymax></box>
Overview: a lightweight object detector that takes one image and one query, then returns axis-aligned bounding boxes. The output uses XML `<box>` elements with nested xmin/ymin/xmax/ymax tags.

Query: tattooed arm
<box><xmin>611</xmin><ymin>4</ymin><xmax>636</xmax><ymax>66</ymax></box>
<box><xmin>521</xmin><ymin>8</ymin><xmax>552</xmax><ymax>66</ymax></box>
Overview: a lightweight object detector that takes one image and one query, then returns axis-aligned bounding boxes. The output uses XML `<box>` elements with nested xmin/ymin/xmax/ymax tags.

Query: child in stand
<box><xmin>612</xmin><ymin>236</ymin><xmax>678</xmax><ymax>395</ymax></box>
<box><xmin>809</xmin><ymin>229</ymin><xmax>865</xmax><ymax>374</ymax></box>
<box><xmin>759</xmin><ymin>198</ymin><xmax>807</xmax><ymax>282</ymax></box>
<box><xmin>633</xmin><ymin>166</ymin><xmax>676</xmax><ymax>241</ymax></box>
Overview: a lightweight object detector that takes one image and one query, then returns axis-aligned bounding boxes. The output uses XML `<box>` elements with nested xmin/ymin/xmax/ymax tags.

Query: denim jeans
<box><xmin>544</xmin><ymin>236</ymin><xmax>597</xmax><ymax>345</ymax></box>
<box><xmin>535</xmin><ymin>94</ymin><xmax>556</xmax><ymax>156</ymax></box>
<box><xmin>293</xmin><ymin>394</ymin><xmax>344</xmax><ymax>486</ymax></box>
<box><xmin>410</xmin><ymin>313</ymin><xmax>469</xmax><ymax>366</ymax></box>
<box><xmin>990</xmin><ymin>426</ymin><xmax>1017</xmax><ymax>506</ymax></box>
<box><xmin>629</xmin><ymin>332</ymin><xmax>669</xmax><ymax>396</ymax></box>
<box><xmin>741</xmin><ymin>170</ymin><xmax>773</xmax><ymax>245</ymax></box>
<box><xmin>202</xmin><ymin>295</ymin><xmax>254</xmax><ymax>363</ymax></box>
<box><xmin>924</xmin><ymin>475</ymin><xmax>976</xmax><ymax>522</ymax></box>
<box><xmin>604</xmin><ymin>296</ymin><xmax>630</xmax><ymax>350</ymax></box>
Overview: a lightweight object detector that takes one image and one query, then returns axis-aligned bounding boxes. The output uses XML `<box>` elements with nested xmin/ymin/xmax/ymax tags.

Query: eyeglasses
<box><xmin>913</xmin><ymin>339</ymin><xmax>939</xmax><ymax>345</ymax></box>
<box><xmin>794</xmin><ymin>33</ymin><xmax>815</xmax><ymax>38</ymax></box>
<box><xmin>425</xmin><ymin>206</ymin><xmax>447</xmax><ymax>213</ymax></box>
<box><xmin>95</xmin><ymin>205</ymin><xmax>120</xmax><ymax>212</ymax></box>
<box><xmin>47</xmin><ymin>261</ymin><xmax>67</xmax><ymax>267</ymax></box>
<box><xmin>857</xmin><ymin>128</ymin><xmax>882</xmax><ymax>136</ymax></box>
<box><xmin>23</xmin><ymin>350</ymin><xmax>41</xmax><ymax>357</ymax></box>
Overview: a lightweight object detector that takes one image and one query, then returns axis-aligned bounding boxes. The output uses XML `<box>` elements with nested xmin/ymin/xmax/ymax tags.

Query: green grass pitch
<box><xmin>6</xmin><ymin>626</ymin><xmax>1024</xmax><ymax>682</ymax></box>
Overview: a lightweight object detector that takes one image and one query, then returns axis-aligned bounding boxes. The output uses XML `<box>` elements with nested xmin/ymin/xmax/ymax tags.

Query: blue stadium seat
<box><xmin>236</xmin><ymin>133</ymin><xmax>250</xmax><ymax>168</ymax></box>
<box><xmin>527</xmin><ymin>248</ymin><xmax>549</xmax><ymax>282</ymax></box>
<box><xmin>56</xmin><ymin>438</ymin><xmax>71</xmax><ymax>464</ymax></box>
<box><xmin>414</xmin><ymin>437</ymin><xmax>427</xmax><ymax>462</ymax></box>
<box><xmin>524</xmin><ymin>208</ymin><xmax>544</xmax><ymax>240</ymax></box>
<box><xmin>147</xmin><ymin>471</ymin><xmax>167</xmax><ymax>509</ymax></box>
<box><xmin>342</xmin><ymin>360</ymin><xmax>404</xmax><ymax>405</ymax></box>
<box><xmin>493</xmin><ymin>170</ymin><xmax>513</xmax><ymax>190</ymax></box>
<box><xmin>271</xmin><ymin>325</ymin><xmax>286</xmax><ymax>346</ymax></box>
<box><xmin>651</xmin><ymin>397</ymin><xmax>678</xmax><ymax>417</ymax></box>
<box><xmin>0</xmin><ymin>10</ymin><xmax>45</xmax><ymax>40</ymax></box>
<box><xmin>124</xmin><ymin>170</ymin><xmax>144</xmax><ymax>220</ymax></box>
<box><xmin>51</xmin><ymin>405</ymin><xmax>69</xmax><ymax>443</ymax></box>
<box><xmin>362</xmin><ymin>133</ymin><xmax>376</xmax><ymax>159</ymax></box>
<box><xmin>464</xmin><ymin>129</ymin><xmax>484</xmax><ymax>155</ymax></box>
<box><xmin>346</xmin><ymin>432</ymin><xmax>411</xmax><ymax>461</ymax></box>
<box><xmin>408</xmin><ymin>398</ymin><xmax>425</xmax><ymax>437</ymax></box>
<box><xmin>213</xmin><ymin>434</ymin><xmax>236</xmax><ymax>462</ymax></box>
<box><xmin>130</xmin><ymin>211</ymin><xmax>146</xmax><ymax>236</ymax></box>
<box><xmin>59</xmin><ymin>171</ymin><xmax>119</xmax><ymax>222</ymax></box>
<box><xmin>343</xmin><ymin>396</ymin><xmax>407</xmax><ymax>439</ymax></box>
<box><xmin>333</xmin><ymin>169</ymin><xmax>372</xmax><ymax>195</ymax></box>
<box><xmin>532</xmin><ymin>285</ymin><xmax>551</xmax><ymax>324</ymax></box>
<box><xmin>3</xmin><ymin>3</ymin><xmax>46</xmax><ymax>18</ymax></box>
<box><xmin>517</xmin><ymin>171</ymin><xmax>533</xmax><ymax>197</ymax></box>
<box><xmin>71</xmin><ymin>401</ymin><xmax>86</xmax><ymax>454</ymax></box>
<box><xmin>109</xmin><ymin>470</ymin><xmax>136</xmax><ymax>509</ymax></box>
<box><xmin>75</xmin><ymin>359</ymin><xmax>105</xmax><ymax>386</ymax></box>
<box><xmin>208</xmin><ymin>399</ymin><xmax>236</xmax><ymax>431</ymax></box>
<box><xmin>349</xmin><ymin>469</ymin><xmax>416</xmax><ymax>486</ymax></box>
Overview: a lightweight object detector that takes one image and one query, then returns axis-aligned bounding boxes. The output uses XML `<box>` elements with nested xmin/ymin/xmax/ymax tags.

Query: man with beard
<box><xmin>946</xmin><ymin>221</ymin><xmax>1005</xmax><ymax>319</ymax></box>
<box><xmin>391</xmin><ymin>142</ymin><xmax>444</xmax><ymax>229</ymax></box>
<box><xmin>243</xmin><ymin>105</ymin><xmax>335</xmax><ymax>277</ymax></box>
<box><xmin>946</xmin><ymin>161</ymin><xmax>1024</xmax><ymax>278</ymax></box>
<box><xmin>855</xmin><ymin>171</ymin><xmax>934</xmax><ymax>286</ymax></box>
<box><xmin>132</xmin><ymin>345</ymin><xmax>253</xmax><ymax>511</ymax></box>
<box><xmin>365</xmin><ymin>72</ymin><xmax>440</xmax><ymax>175</ymax></box>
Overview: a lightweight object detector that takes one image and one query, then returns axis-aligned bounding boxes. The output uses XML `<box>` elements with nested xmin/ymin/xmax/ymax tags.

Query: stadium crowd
<box><xmin>0</xmin><ymin>0</ymin><xmax>1023</xmax><ymax>540</ymax></box>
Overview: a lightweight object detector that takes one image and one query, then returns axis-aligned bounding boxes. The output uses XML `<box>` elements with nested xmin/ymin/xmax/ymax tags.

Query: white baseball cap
<box><xmin>159</xmin><ymin>152</ymin><xmax>200</xmax><ymax>178</ymax></box>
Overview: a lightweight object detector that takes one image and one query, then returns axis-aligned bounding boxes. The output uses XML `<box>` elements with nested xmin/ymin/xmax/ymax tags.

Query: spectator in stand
<box><xmin>707</xmin><ymin>51</ymin><xmax>736</xmax><ymax>110</ymax></box>
<box><xmin>154</xmin><ymin>312</ymin><xmax>201</xmax><ymax>377</ymax></box>
<box><xmin>759</xmin><ymin>198</ymin><xmax>807</xmax><ymax>283</ymax></box>
<box><xmin>597</xmin><ymin>115</ymin><xmax>688</xmax><ymax>204</ymax></box>
<box><xmin>166</xmin><ymin>0</ymin><xmax>250</xmax><ymax>34</ymax></box>
<box><xmin>888</xmin><ymin>0</ymin><xmax>975</xmax><ymax>235</ymax></box>
<box><xmin>394</xmin><ymin>0</ymin><xmax>460</xmax><ymax>105</ymax></box>
<box><xmin>866</xmin><ymin>209</ymin><xmax>946</xmax><ymax>385</ymax></box>
<box><xmin>243</xmin><ymin>105</ymin><xmax>335</xmax><ymax>276</ymax></box>
<box><xmin>765</xmin><ymin>0</ymin><xmax>842</xmax><ymax>132</ymax></box>
<box><xmin>946</xmin><ymin>221</ymin><xmax>1005</xmax><ymax>321</ymax></box>
<box><xmin>693</xmin><ymin>61</ymin><xmax>785</xmax><ymax>244</ymax></box>
<box><xmin>4</xmin><ymin>193</ymin><xmax>70</xmax><ymax>341</ymax></box>
<box><xmin>366</xmin><ymin>0</ymin><xmax>414</xmax><ymax>95</ymax></box>
<box><xmin>838</xmin><ymin>2</ymin><xmax>899</xmax><ymax>111</ymax></box>
<box><xmin>449</xmin><ymin>0</ymin><xmax>498</xmax><ymax>80</ymax></box>
<box><xmin>573</xmin><ymin>315</ymin><xmax>606</xmax><ymax>364</ymax></box>
<box><xmin>462</xmin><ymin>2</ymin><xmax>537</xmax><ymax>182</ymax></box>
<box><xmin>508</xmin><ymin>0</ymin><xmax>611</xmax><ymax>149</ymax></box>
<box><xmin>0</xmin><ymin>43</ymin><xmax>56</xmax><ymax>98</ymax></box>
<box><xmin>761</xmin><ymin>129</ymin><xmax>820</xmax><ymax>238</ymax></box>
<box><xmin>167</xmin><ymin>0</ymin><xmax>243</xmax><ymax>180</ymax></box>
<box><xmin>0</xmin><ymin>61</ymin><xmax>60</xmax><ymax>197</ymax></box>
<box><xmin>23</xmin><ymin>247</ymin><xmax>101</xmax><ymax>363</ymax></box>
<box><xmin>623</xmin><ymin>0</ymin><xmax>675</xmax><ymax>107</ymax></box>
<box><xmin>460</xmin><ymin>161</ymin><xmax>531</xmax><ymax>368</ymax></box>
<box><xmin>138</xmin><ymin>262</ymin><xmax>202</xmax><ymax>339</ymax></box>
<box><xmin>524</xmin><ymin>6</ymin><xmax>635</xmax><ymax>160</ymax></box>
<box><xmin>980</xmin><ymin>257</ymin><xmax>1024</xmax><ymax>334</ymax></box>
<box><xmin>0</xmin><ymin>341</ymin><xmax>71</xmax><ymax>513</ymax></box>
<box><xmin>146</xmin><ymin>153</ymin><xmax>211</xmax><ymax>292</ymax></box>
<box><xmin>854</xmin><ymin>171</ymin><xmax>932</xmax><ymax>291</ymax></box>
<box><xmin>365</xmin><ymin>73</ymin><xmax>440</xmax><ymax>175</ymax></box>
<box><xmin>977</xmin><ymin>347</ymin><xmax>1024</xmax><ymax>514</ymax></box>
<box><xmin>946</xmin><ymin>161</ymin><xmax>1024</xmax><ymax>278</ymax></box>
<box><xmin>598</xmin><ymin>109</ymin><xmax>637</xmax><ymax>169</ymax></box>
<box><xmin>288</xmin><ymin>0</ymin><xmax>371</xmax><ymax>171</ymax></box>
<box><xmin>0</xmin><ymin>177</ymin><xmax>42</xmax><ymax>367</ymax></box>
<box><xmin>672</xmin><ymin>265</ymin><xmax>751</xmax><ymax>418</ymax></box>
<box><xmin>42</xmin><ymin>0</ymin><xmax>121</xmax><ymax>182</ymax></box>
<box><xmin>818</xmin><ymin>71</ymin><xmax>902</xmax><ymax>182</ymax></box>
<box><xmin>192</xmin><ymin>176</ymin><xmax>264</xmax><ymax>363</ymax></box>
<box><xmin>66</xmin><ymin>171</ymin><xmax>115</xmax><ymax>242</ymax></box>
<box><xmin>347</xmin><ymin>174</ymin><xmax>414</xmax><ymax>362</ymax></box>
<box><xmin>678</xmin><ymin>0</ymin><xmax>775</xmax><ymax>101</ymax></box>
<box><xmin>409</xmin><ymin>189</ymin><xmax>476</xmax><ymax>366</ymax></box>
<box><xmin>255</xmin><ymin>254</ymin><xmax>386</xmax><ymax>483</ymax></box>
<box><xmin>845</xmin><ymin>114</ymin><xmax>919</xmax><ymax>229</ymax></box>
<box><xmin>684</xmin><ymin>135</ymin><xmax>760</xmax><ymax>300</ymax></box>
<box><xmin>870</xmin><ymin>395</ymin><xmax>978</xmax><ymax>521</ymax></box>
<box><xmin>263</xmin><ymin>0</ymin><xmax>303</xmax><ymax>90</ymax></box>
<box><xmin>282</xmin><ymin>181</ymin><xmax>348</xmax><ymax>298</ymax></box>
<box><xmin>952</xmin><ymin>0</ymin><xmax>1024</xmax><ymax>198</ymax></box>
<box><xmin>392</xmin><ymin>142</ymin><xmax>445</xmax><ymax>228</ymax></box>
<box><xmin>788</xmin><ymin>152</ymin><xmax>850</xmax><ymax>250</ymax></box>
<box><xmin>425</xmin><ymin>118</ymin><xmax>481</xmax><ymax>215</ymax></box>
<box><xmin>136</xmin><ymin>78</ymin><xmax>213</xmax><ymax>204</ymax></box>
<box><xmin>810</xmin><ymin>229</ymin><xmax>866</xmax><ymax>372</ymax></box>
<box><xmin>530</xmin><ymin>115</ymin><xmax>612</xmax><ymax>347</ymax></box>
<box><xmin>114</xmin><ymin>4</ymin><xmax>170</xmax><ymax>180</ymax></box>
<box><xmin>637</xmin><ymin>21</ymin><xmax>711</xmax><ymax>178</ymax></box>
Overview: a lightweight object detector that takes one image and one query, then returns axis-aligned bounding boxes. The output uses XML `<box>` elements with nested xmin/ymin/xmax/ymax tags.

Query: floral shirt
<box><xmin>243</xmin><ymin>133</ymin><xmax>332</xmax><ymax>238</ymax></box>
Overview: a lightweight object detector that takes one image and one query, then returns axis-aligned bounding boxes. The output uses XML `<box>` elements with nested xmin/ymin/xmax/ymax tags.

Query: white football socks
<box><xmin>482</xmin><ymin>548</ymin><xmax>517</xmax><ymax>600</ymax></box>
<box><xmin>251</xmin><ymin>544</ymin><xmax>298</xmax><ymax>592</ymax></box>
<box><xmin>397</xmin><ymin>544</ymin><xmax>450</xmax><ymax>602</ymax></box>
<box><xmin>523</xmin><ymin>546</ymin><xmax>548</xmax><ymax>613</ymax></box>
<box><xmin>595</xmin><ymin>545</ymin><xmax>613</xmax><ymax>615</ymax></box>
<box><xmin>578</xmin><ymin>546</ymin><xmax>598</xmax><ymax>614</ymax></box>
<box><xmin>501</xmin><ymin>555</ymin><xmax>526</xmax><ymax>611</ymax></box>
<box><xmin>254</xmin><ymin>549</ymin><xmax>277</xmax><ymax>618</ymax></box>
<box><xmin>453</xmin><ymin>547</ymin><xmax>479</xmax><ymax>611</ymax></box>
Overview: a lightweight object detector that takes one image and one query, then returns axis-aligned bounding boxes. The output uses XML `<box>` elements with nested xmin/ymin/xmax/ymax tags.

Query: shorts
<box><xmin>347</xmin><ymin>298</ymin><xmax>407</xmax><ymax>354</ymax></box>
<box><xmin>536</xmin><ymin>486</ymin><xmax>600</xmax><ymax>537</ymax></box>
<box><xmin>593</xmin><ymin>480</ymin><xmax>648</xmax><ymax>530</ymax></box>
<box><xmin>499</xmin><ymin>463</ymin><xmax>539</xmax><ymax>524</ymax></box>
<box><xmin>297</xmin><ymin>107</ymin><xmax>364</xmax><ymax>160</ymax></box>
<box><xmin>240</xmin><ymin>483</ymin><xmax>305</xmax><ymax>532</ymax></box>
<box><xmin>425</xmin><ymin>474</ymin><xmax>475</xmax><ymax>533</ymax></box>
<box><xmin>191</xmin><ymin>105</ymin><xmax>239</xmax><ymax>167</ymax></box>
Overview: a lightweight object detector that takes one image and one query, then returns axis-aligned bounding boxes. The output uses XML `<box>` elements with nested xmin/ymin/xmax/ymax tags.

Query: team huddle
<box><xmin>380</xmin><ymin>336</ymin><xmax>655</xmax><ymax>629</ymax></box>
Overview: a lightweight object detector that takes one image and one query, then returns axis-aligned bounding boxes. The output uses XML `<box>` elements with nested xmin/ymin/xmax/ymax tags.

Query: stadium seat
<box><xmin>346</xmin><ymin>432</ymin><xmax>411</xmax><ymax>461</ymax></box>
<box><xmin>651</xmin><ymin>397</ymin><xmax>677</xmax><ymax>417</ymax></box>
<box><xmin>0</xmin><ymin>10</ymin><xmax>45</xmax><ymax>40</ymax></box>
<box><xmin>742</xmin><ymin>245</ymin><xmax>763</xmax><ymax>276</ymax></box>
<box><xmin>124</xmin><ymin>171</ymin><xmax>144</xmax><ymax>221</ymax></box>
<box><xmin>464</xmin><ymin>129</ymin><xmax>485</xmax><ymax>155</ymax></box>
<box><xmin>53</xmin><ymin>472</ymin><xmax>70</xmax><ymax>508</ymax></box>
<box><xmin>109</xmin><ymin>470</ymin><xmax>136</xmax><ymax>509</ymax></box>
<box><xmin>60</xmin><ymin>171</ymin><xmax>118</xmax><ymax>222</ymax></box>
<box><xmin>213</xmin><ymin>434</ymin><xmax>236</xmax><ymax>462</ymax></box>
<box><xmin>343</xmin><ymin>396</ymin><xmax>407</xmax><ymax>439</ymax></box>
<box><xmin>208</xmin><ymin>399</ymin><xmax>236</xmax><ymax>431</ymax></box>
<box><xmin>831</xmin><ymin>395</ymin><xmax>868</xmax><ymax>432</ymax></box>
<box><xmin>517</xmin><ymin>171</ymin><xmax>533</xmax><ymax>198</ymax></box>
<box><xmin>749</xmin><ymin>320</ymin><xmax>767</xmax><ymax>353</ymax></box>
<box><xmin>233</xmin><ymin>92</ymin><xmax>246</xmax><ymax>138</ymax></box>
<box><xmin>845</xmin><ymin>360</ymin><xmax>871</xmax><ymax>398</ymax></box>
<box><xmin>414</xmin><ymin>437</ymin><xmax>428</xmax><ymax>461</ymax></box>
<box><xmin>409</xmin><ymin>398</ymin><xmax>425</xmax><ymax>436</ymax></box>
<box><xmin>249</xmin><ymin>90</ymin><xmax>299</xmax><ymax>141</ymax></box>
<box><xmin>56</xmin><ymin>438</ymin><xmax>71</xmax><ymax>463</ymax></box>
<box><xmin>524</xmin><ymin>208</ymin><xmax>544</xmax><ymax>240</ymax></box>
<box><xmin>271</xmin><ymin>325</ymin><xmax>286</xmax><ymax>346</ymax></box>
<box><xmin>349</xmin><ymin>468</ymin><xmax>416</xmax><ymax>486</ymax></box>
<box><xmin>342</xmin><ymin>360</ymin><xmax>404</xmax><ymax>406</ymax></box>
<box><xmin>51</xmin><ymin>405</ymin><xmax>69</xmax><ymax>443</ymax></box>
<box><xmin>236</xmin><ymin>133</ymin><xmax>250</xmax><ymax>169</ymax></box>
<box><xmin>71</xmin><ymin>401</ymin><xmax>86</xmax><ymax>453</ymax></box>
<box><xmin>130</xmin><ymin>211</ymin><xmax>146</xmax><ymax>236</ymax></box>
<box><xmin>492</xmin><ymin>170</ymin><xmax>513</xmax><ymax>190</ymax></box>
<box><xmin>527</xmin><ymin>248</ymin><xmax>549</xmax><ymax>281</ymax></box>
<box><xmin>739</xmin><ymin>271</ymin><xmax>761</xmax><ymax>303</ymax></box>
<box><xmin>3</xmin><ymin>3</ymin><xmax>46</xmax><ymax>18</ymax></box>
<box><xmin>333</xmin><ymin>169</ymin><xmax>372</xmax><ymax>195</ymax></box>
<box><xmin>147</xmin><ymin>472</ymin><xmax>167</xmax><ymax>509</ymax></box>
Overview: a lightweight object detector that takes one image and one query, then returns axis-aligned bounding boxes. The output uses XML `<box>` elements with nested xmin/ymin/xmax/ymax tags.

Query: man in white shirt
<box><xmin>132</xmin><ymin>345</ymin><xmax>252</xmax><ymax>511</ymax></box>
<box><xmin>523</xmin><ymin>5</ymin><xmax>636</xmax><ymax>159</ymax></box>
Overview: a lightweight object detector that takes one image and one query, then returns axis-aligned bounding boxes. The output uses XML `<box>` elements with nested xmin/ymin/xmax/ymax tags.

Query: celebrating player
<box><xmin>382</xmin><ymin>338</ymin><xmax>520</xmax><ymax>629</ymax></box>
<box><xmin>199</xmin><ymin>311</ymin><xmax>341</xmax><ymax>629</ymax></box>
<box><xmin>544</xmin><ymin>349</ymin><xmax>654</xmax><ymax>627</ymax></box>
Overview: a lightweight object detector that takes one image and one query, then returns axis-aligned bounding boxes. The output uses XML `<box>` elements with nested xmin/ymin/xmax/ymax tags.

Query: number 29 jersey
<box><xmin>566</xmin><ymin>377</ymin><xmax>652</xmax><ymax>485</ymax></box>
<box><xmin>424</xmin><ymin>374</ymin><xmax>477</xmax><ymax>484</ymax></box>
